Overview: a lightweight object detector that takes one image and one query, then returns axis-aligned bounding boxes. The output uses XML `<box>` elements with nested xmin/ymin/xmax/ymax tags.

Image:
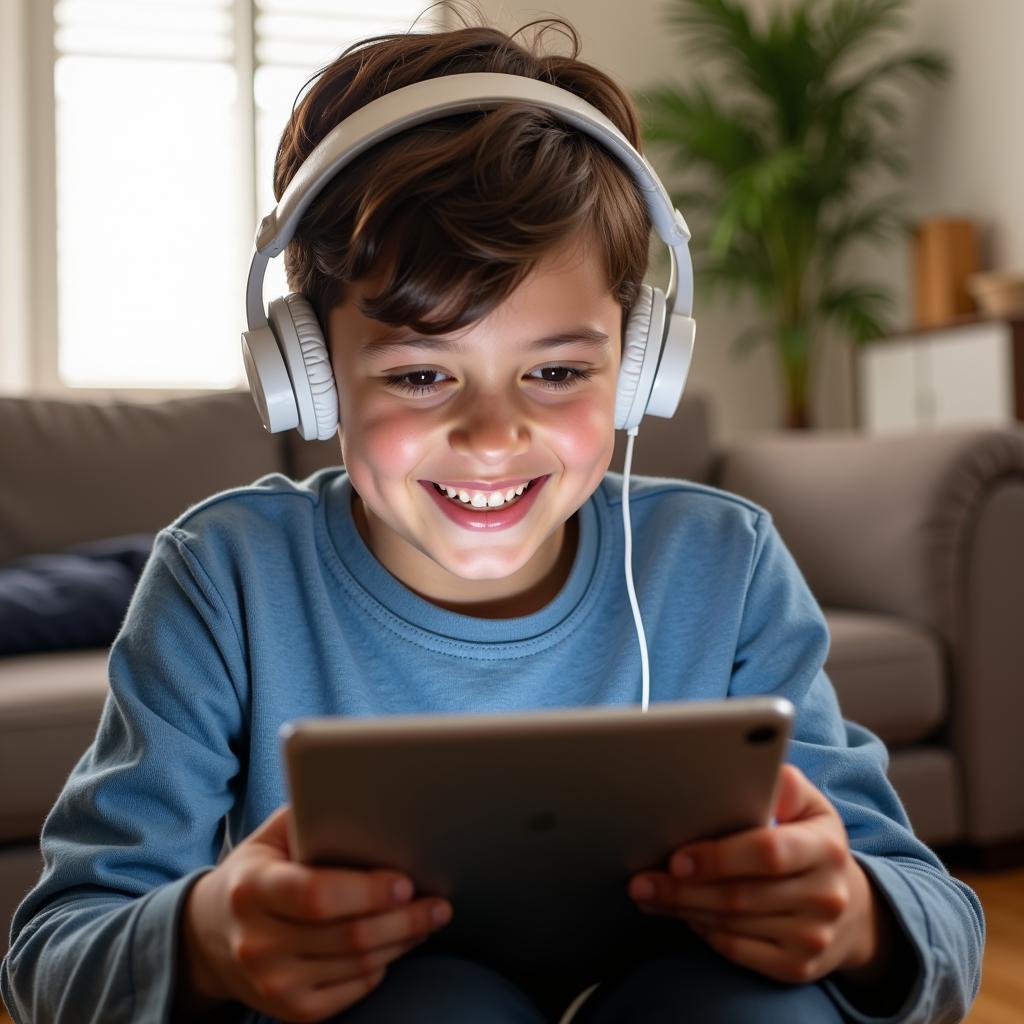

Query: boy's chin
<box><xmin>425</xmin><ymin>523</ymin><xmax>573</xmax><ymax>591</ymax></box>
<box><xmin>424</xmin><ymin>545</ymin><xmax>541</xmax><ymax>584</ymax></box>
<box><xmin>413</xmin><ymin>551</ymin><xmax>566</xmax><ymax>619</ymax></box>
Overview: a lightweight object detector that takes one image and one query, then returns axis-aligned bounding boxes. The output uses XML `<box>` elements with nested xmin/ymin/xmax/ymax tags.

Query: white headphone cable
<box><xmin>621</xmin><ymin>426</ymin><xmax>650</xmax><ymax>711</ymax></box>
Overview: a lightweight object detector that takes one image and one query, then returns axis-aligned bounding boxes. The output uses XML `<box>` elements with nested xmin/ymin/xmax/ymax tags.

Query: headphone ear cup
<box><xmin>616</xmin><ymin>284</ymin><xmax>666</xmax><ymax>432</ymax></box>
<box><xmin>268</xmin><ymin>294</ymin><xmax>340</xmax><ymax>440</ymax></box>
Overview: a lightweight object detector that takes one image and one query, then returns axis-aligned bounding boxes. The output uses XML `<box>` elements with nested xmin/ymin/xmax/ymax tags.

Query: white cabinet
<box><xmin>857</xmin><ymin>318</ymin><xmax>1023</xmax><ymax>434</ymax></box>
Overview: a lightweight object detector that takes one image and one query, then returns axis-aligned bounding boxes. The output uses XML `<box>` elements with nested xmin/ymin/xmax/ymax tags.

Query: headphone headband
<box><xmin>244</xmin><ymin>72</ymin><xmax>692</xmax><ymax>332</ymax></box>
<box><xmin>241</xmin><ymin>69</ymin><xmax>697</xmax><ymax>441</ymax></box>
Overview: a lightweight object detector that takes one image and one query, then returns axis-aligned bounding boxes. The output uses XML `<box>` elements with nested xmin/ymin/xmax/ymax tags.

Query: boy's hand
<box><xmin>627</xmin><ymin>763</ymin><xmax>882</xmax><ymax>986</ymax></box>
<box><xmin>177</xmin><ymin>804</ymin><xmax>453</xmax><ymax>1024</ymax></box>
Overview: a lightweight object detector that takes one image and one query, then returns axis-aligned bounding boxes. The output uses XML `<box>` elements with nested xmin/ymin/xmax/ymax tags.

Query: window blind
<box><xmin>51</xmin><ymin>0</ymin><xmax>437</xmax><ymax>389</ymax></box>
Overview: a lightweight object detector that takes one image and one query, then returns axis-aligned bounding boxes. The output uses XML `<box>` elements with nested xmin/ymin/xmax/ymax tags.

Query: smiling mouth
<box><xmin>430</xmin><ymin>478</ymin><xmax>539</xmax><ymax>509</ymax></box>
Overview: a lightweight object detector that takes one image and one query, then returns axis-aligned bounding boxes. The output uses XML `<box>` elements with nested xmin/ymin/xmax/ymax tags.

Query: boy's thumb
<box><xmin>245</xmin><ymin>803</ymin><xmax>294</xmax><ymax>855</ymax></box>
<box><xmin>771</xmin><ymin>763</ymin><xmax>821</xmax><ymax>824</ymax></box>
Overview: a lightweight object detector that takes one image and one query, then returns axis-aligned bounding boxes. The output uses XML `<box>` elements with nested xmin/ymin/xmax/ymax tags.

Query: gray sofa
<box><xmin>3</xmin><ymin>388</ymin><xmax>1024</xmax><ymax>956</ymax></box>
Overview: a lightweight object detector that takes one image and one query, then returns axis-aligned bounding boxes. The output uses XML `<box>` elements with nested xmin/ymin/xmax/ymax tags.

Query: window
<box><xmin>22</xmin><ymin>0</ymin><xmax>442</xmax><ymax>392</ymax></box>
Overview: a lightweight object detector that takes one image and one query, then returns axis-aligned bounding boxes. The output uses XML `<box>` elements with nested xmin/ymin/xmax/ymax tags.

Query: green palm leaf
<box><xmin>710</xmin><ymin>147</ymin><xmax>808</xmax><ymax>257</ymax></box>
<box><xmin>636</xmin><ymin>0</ymin><xmax>950</xmax><ymax>426</ymax></box>
<box><xmin>820</xmin><ymin>193</ymin><xmax>910</xmax><ymax>264</ymax></box>
<box><xmin>640</xmin><ymin>82</ymin><xmax>764</xmax><ymax>173</ymax></box>
<box><xmin>818</xmin><ymin>283</ymin><xmax>897</xmax><ymax>343</ymax></box>
<box><xmin>829</xmin><ymin>52</ymin><xmax>951</xmax><ymax>117</ymax></box>
<box><xmin>816</xmin><ymin>0</ymin><xmax>908</xmax><ymax>74</ymax></box>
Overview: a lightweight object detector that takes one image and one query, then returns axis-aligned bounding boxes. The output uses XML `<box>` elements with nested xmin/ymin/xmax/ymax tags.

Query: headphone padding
<box><xmin>615</xmin><ymin>284</ymin><xmax>652</xmax><ymax>430</ymax></box>
<box><xmin>268</xmin><ymin>294</ymin><xmax>339</xmax><ymax>441</ymax></box>
<box><xmin>284</xmin><ymin>294</ymin><xmax>340</xmax><ymax>440</ymax></box>
<box><xmin>617</xmin><ymin>284</ymin><xmax>667</xmax><ymax>432</ymax></box>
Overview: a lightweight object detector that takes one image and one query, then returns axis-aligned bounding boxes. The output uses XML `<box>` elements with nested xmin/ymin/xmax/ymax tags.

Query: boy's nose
<box><xmin>447</xmin><ymin>403</ymin><xmax>531</xmax><ymax>464</ymax></box>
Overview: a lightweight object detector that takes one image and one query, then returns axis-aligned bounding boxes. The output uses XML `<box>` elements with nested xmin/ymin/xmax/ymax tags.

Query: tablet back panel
<box><xmin>282</xmin><ymin>696</ymin><xmax>793</xmax><ymax>990</ymax></box>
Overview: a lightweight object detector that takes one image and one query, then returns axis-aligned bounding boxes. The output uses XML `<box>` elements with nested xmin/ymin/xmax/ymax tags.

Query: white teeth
<box><xmin>434</xmin><ymin>481</ymin><xmax>531</xmax><ymax>508</ymax></box>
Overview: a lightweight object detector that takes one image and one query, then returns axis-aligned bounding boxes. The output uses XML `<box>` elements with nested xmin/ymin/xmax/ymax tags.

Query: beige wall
<box><xmin>904</xmin><ymin>0</ymin><xmax>1024</xmax><ymax>272</ymax></box>
<box><xmin>478</xmin><ymin>0</ymin><xmax>1024</xmax><ymax>441</ymax></box>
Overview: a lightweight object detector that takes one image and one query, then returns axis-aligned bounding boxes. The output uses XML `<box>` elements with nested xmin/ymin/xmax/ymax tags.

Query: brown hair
<box><xmin>273</xmin><ymin>5</ymin><xmax>651</xmax><ymax>342</ymax></box>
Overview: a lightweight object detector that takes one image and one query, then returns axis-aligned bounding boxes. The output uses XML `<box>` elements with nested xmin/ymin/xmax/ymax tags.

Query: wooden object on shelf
<box><xmin>855</xmin><ymin>314</ymin><xmax>1024</xmax><ymax>434</ymax></box>
<box><xmin>912</xmin><ymin>218</ymin><xmax>980</xmax><ymax>328</ymax></box>
<box><xmin>968</xmin><ymin>271</ymin><xmax>1024</xmax><ymax>319</ymax></box>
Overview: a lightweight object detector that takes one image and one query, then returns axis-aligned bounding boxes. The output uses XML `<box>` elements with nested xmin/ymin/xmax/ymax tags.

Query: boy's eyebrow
<box><xmin>359</xmin><ymin>327</ymin><xmax>610</xmax><ymax>359</ymax></box>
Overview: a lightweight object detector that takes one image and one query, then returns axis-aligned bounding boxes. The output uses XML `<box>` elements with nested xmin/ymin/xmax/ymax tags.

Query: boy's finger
<box><xmin>633</xmin><ymin>864</ymin><xmax>834</xmax><ymax>916</ymax></box>
<box><xmin>667</xmin><ymin>821</ymin><xmax>834</xmax><ymax>882</ymax></box>
<box><xmin>253</xmin><ymin>860</ymin><xmax>414</xmax><ymax>922</ymax></box>
<box><xmin>279</xmin><ymin>899</ymin><xmax>451</xmax><ymax>956</ymax></box>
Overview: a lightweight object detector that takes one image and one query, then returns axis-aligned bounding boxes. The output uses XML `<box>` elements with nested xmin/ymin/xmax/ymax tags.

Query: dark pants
<box><xmin>320</xmin><ymin>932</ymin><xmax>848</xmax><ymax>1023</ymax></box>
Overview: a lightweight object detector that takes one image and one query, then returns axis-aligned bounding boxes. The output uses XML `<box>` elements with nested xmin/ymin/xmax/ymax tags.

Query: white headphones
<box><xmin>241</xmin><ymin>72</ymin><xmax>697</xmax><ymax>442</ymax></box>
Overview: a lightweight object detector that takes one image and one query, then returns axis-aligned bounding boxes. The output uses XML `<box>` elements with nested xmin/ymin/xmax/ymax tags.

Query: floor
<box><xmin>1</xmin><ymin>867</ymin><xmax>1021</xmax><ymax>1023</ymax></box>
<box><xmin>954</xmin><ymin>866</ymin><xmax>1024</xmax><ymax>1024</ymax></box>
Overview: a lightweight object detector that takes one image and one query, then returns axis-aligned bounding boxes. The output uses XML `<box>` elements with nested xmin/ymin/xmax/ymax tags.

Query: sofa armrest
<box><xmin>716</xmin><ymin>426</ymin><xmax>1024</xmax><ymax>846</ymax></box>
<box><xmin>716</xmin><ymin>427</ymin><xmax>1024</xmax><ymax>632</ymax></box>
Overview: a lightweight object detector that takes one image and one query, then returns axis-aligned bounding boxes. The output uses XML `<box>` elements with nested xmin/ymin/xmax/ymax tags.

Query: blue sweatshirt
<box><xmin>1</xmin><ymin>470</ymin><xmax>983</xmax><ymax>1022</ymax></box>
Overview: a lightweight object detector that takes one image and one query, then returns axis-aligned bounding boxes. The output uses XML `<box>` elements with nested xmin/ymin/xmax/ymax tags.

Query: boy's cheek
<box><xmin>545</xmin><ymin>398</ymin><xmax>617</xmax><ymax>472</ymax></box>
<box><xmin>341</xmin><ymin>406</ymin><xmax>433</xmax><ymax>470</ymax></box>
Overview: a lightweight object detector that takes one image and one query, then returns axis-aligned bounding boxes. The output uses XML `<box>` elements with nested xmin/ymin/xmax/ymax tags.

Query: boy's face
<box><xmin>327</xmin><ymin>237</ymin><xmax>623</xmax><ymax>615</ymax></box>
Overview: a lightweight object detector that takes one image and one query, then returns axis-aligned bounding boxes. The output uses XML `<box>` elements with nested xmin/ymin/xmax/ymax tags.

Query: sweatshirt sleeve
<box><xmin>1</xmin><ymin>528</ymin><xmax>249</xmax><ymax>1024</ymax></box>
<box><xmin>727</xmin><ymin>511</ymin><xmax>984</xmax><ymax>1024</ymax></box>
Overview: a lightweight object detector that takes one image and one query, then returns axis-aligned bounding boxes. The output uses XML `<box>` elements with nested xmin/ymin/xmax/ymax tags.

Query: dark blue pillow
<box><xmin>0</xmin><ymin>534</ymin><xmax>156</xmax><ymax>656</ymax></box>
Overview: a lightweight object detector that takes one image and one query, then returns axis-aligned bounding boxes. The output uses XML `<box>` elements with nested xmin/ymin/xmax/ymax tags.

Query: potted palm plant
<box><xmin>637</xmin><ymin>0</ymin><xmax>950</xmax><ymax>428</ymax></box>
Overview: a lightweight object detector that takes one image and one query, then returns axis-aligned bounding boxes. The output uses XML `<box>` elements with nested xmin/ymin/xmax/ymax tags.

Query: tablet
<box><xmin>281</xmin><ymin>695</ymin><xmax>794</xmax><ymax>990</ymax></box>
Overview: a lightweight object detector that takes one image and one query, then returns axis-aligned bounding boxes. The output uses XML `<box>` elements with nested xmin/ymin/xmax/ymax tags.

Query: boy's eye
<box><xmin>382</xmin><ymin>366</ymin><xmax>595</xmax><ymax>396</ymax></box>
<box><xmin>385</xmin><ymin>369</ymin><xmax>447</xmax><ymax>393</ymax></box>
<box><xmin>534</xmin><ymin>366</ymin><xmax>590</xmax><ymax>387</ymax></box>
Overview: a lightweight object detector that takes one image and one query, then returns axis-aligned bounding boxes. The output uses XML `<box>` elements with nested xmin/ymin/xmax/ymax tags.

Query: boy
<box><xmin>1</xmin><ymin>16</ymin><xmax>982</xmax><ymax>1024</ymax></box>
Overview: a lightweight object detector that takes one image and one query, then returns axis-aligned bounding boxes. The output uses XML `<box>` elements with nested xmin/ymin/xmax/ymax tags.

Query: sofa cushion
<box><xmin>0</xmin><ymin>390</ymin><xmax>287</xmax><ymax>565</ymax></box>
<box><xmin>0</xmin><ymin>534</ymin><xmax>154</xmax><ymax>655</ymax></box>
<box><xmin>823</xmin><ymin>609</ymin><xmax>946</xmax><ymax>746</ymax></box>
<box><xmin>886</xmin><ymin>747</ymin><xmax>962</xmax><ymax>846</ymax></box>
<box><xmin>0</xmin><ymin>650</ymin><xmax>109</xmax><ymax>841</ymax></box>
